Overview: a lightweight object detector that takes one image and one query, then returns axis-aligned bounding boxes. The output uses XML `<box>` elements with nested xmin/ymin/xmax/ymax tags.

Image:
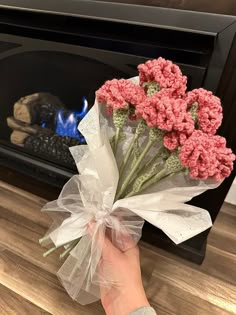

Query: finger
<box><xmin>88</xmin><ymin>221</ymin><xmax>121</xmax><ymax>262</ymax></box>
<box><xmin>109</xmin><ymin>219</ymin><xmax>137</xmax><ymax>252</ymax></box>
<box><xmin>102</xmin><ymin>233</ymin><xmax>122</xmax><ymax>261</ymax></box>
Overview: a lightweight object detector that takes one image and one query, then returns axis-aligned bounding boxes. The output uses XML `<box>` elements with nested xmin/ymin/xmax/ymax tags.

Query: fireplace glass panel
<box><xmin>0</xmin><ymin>35</ymin><xmax>149</xmax><ymax>170</ymax></box>
<box><xmin>0</xmin><ymin>31</ymin><xmax>208</xmax><ymax>172</ymax></box>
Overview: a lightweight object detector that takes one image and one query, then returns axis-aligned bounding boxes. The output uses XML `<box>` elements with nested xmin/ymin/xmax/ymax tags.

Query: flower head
<box><xmin>136</xmin><ymin>91</ymin><xmax>187</xmax><ymax>131</ymax></box>
<box><xmin>138</xmin><ymin>57</ymin><xmax>187</xmax><ymax>97</ymax></box>
<box><xmin>97</xmin><ymin>79</ymin><xmax>146</xmax><ymax>113</ymax></box>
<box><xmin>163</xmin><ymin>131</ymin><xmax>181</xmax><ymax>151</ymax></box>
<box><xmin>212</xmin><ymin>135</ymin><xmax>236</xmax><ymax>181</ymax></box>
<box><xmin>164</xmin><ymin>112</ymin><xmax>195</xmax><ymax>150</ymax></box>
<box><xmin>179</xmin><ymin>130</ymin><xmax>235</xmax><ymax>181</ymax></box>
<box><xmin>185</xmin><ymin>88</ymin><xmax>223</xmax><ymax>135</ymax></box>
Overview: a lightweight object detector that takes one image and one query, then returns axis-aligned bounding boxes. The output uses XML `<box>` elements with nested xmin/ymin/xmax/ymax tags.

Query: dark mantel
<box><xmin>0</xmin><ymin>0</ymin><xmax>235</xmax><ymax>16</ymax></box>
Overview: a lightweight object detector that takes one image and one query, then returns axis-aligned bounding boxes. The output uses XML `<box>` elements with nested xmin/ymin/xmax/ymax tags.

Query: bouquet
<box><xmin>40</xmin><ymin>58</ymin><xmax>235</xmax><ymax>304</ymax></box>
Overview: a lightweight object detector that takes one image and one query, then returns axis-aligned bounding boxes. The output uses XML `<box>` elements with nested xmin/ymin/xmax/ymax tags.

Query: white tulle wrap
<box><xmin>41</xmin><ymin>97</ymin><xmax>219</xmax><ymax>305</ymax></box>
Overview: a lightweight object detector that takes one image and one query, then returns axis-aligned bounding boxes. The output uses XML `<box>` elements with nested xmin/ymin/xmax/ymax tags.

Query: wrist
<box><xmin>121</xmin><ymin>287</ymin><xmax>150</xmax><ymax>315</ymax></box>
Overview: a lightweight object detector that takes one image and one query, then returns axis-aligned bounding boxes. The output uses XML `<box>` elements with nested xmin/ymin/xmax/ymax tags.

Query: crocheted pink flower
<box><xmin>97</xmin><ymin>79</ymin><xmax>146</xmax><ymax>113</ymax></box>
<box><xmin>184</xmin><ymin>88</ymin><xmax>223</xmax><ymax>135</ymax></box>
<box><xmin>212</xmin><ymin>135</ymin><xmax>236</xmax><ymax>181</ymax></box>
<box><xmin>164</xmin><ymin>130</ymin><xmax>189</xmax><ymax>150</ymax></box>
<box><xmin>179</xmin><ymin>130</ymin><xmax>235</xmax><ymax>181</ymax></box>
<box><xmin>136</xmin><ymin>92</ymin><xmax>188</xmax><ymax>131</ymax></box>
<box><xmin>138</xmin><ymin>57</ymin><xmax>187</xmax><ymax>97</ymax></box>
<box><xmin>164</xmin><ymin>112</ymin><xmax>195</xmax><ymax>150</ymax></box>
<box><xmin>164</xmin><ymin>131</ymin><xmax>180</xmax><ymax>150</ymax></box>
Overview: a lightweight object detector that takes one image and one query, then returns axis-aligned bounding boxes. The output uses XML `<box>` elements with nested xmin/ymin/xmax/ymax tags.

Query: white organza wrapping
<box><xmin>41</xmin><ymin>96</ymin><xmax>219</xmax><ymax>305</ymax></box>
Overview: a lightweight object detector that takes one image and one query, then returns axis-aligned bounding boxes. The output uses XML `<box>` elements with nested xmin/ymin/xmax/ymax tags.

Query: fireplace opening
<box><xmin>0</xmin><ymin>29</ymin><xmax>209</xmax><ymax>179</ymax></box>
<box><xmin>0</xmin><ymin>46</ymin><xmax>145</xmax><ymax>173</ymax></box>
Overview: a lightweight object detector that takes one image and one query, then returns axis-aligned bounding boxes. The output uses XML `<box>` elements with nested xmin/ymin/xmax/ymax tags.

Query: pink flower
<box><xmin>97</xmin><ymin>79</ymin><xmax>146</xmax><ymax>113</ymax></box>
<box><xmin>179</xmin><ymin>130</ymin><xmax>235</xmax><ymax>181</ymax></box>
<box><xmin>164</xmin><ymin>130</ymin><xmax>190</xmax><ymax>151</ymax></box>
<box><xmin>164</xmin><ymin>131</ymin><xmax>180</xmax><ymax>150</ymax></box>
<box><xmin>212</xmin><ymin>136</ymin><xmax>236</xmax><ymax>181</ymax></box>
<box><xmin>164</xmin><ymin>112</ymin><xmax>195</xmax><ymax>150</ymax></box>
<box><xmin>174</xmin><ymin>112</ymin><xmax>194</xmax><ymax>134</ymax></box>
<box><xmin>185</xmin><ymin>88</ymin><xmax>223</xmax><ymax>135</ymax></box>
<box><xmin>138</xmin><ymin>57</ymin><xmax>187</xmax><ymax>97</ymax></box>
<box><xmin>136</xmin><ymin>92</ymin><xmax>188</xmax><ymax>131</ymax></box>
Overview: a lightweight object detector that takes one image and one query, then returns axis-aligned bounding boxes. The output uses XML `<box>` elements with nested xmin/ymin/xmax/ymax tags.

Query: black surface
<box><xmin>0</xmin><ymin>145</ymin><xmax>73</xmax><ymax>188</ymax></box>
<box><xmin>0</xmin><ymin>0</ymin><xmax>235</xmax><ymax>33</ymax></box>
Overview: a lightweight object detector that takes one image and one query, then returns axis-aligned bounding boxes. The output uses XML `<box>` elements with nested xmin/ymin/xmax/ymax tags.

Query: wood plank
<box><xmin>221</xmin><ymin>202</ymin><xmax>236</xmax><ymax>217</ymax></box>
<box><xmin>140</xmin><ymin>241</ymin><xmax>236</xmax><ymax>314</ymax></box>
<box><xmin>0</xmin><ymin>180</ymin><xmax>48</xmax><ymax>205</ymax></box>
<box><xmin>141</xmin><ymin>234</ymin><xmax>236</xmax><ymax>288</ymax></box>
<box><xmin>208</xmin><ymin>228</ymin><xmax>236</xmax><ymax>256</ymax></box>
<box><xmin>0</xmin><ymin>250</ymin><xmax>104</xmax><ymax>315</ymax></box>
<box><xmin>0</xmin><ymin>283</ymin><xmax>51</xmax><ymax>315</ymax></box>
<box><xmin>0</xmin><ymin>204</ymin><xmax>47</xmax><ymax>236</ymax></box>
<box><xmin>200</xmin><ymin>244</ymin><xmax>236</xmax><ymax>286</ymax></box>
<box><xmin>147</xmin><ymin>276</ymin><xmax>233</xmax><ymax>315</ymax></box>
<box><xmin>140</xmin><ymin>247</ymin><xmax>157</xmax><ymax>289</ymax></box>
<box><xmin>213</xmin><ymin>211</ymin><xmax>236</xmax><ymax>237</ymax></box>
<box><xmin>208</xmin><ymin>209</ymin><xmax>236</xmax><ymax>257</ymax></box>
<box><xmin>144</xmin><ymin>248</ymin><xmax>236</xmax><ymax>314</ymax></box>
<box><xmin>0</xmin><ymin>182</ymin><xmax>50</xmax><ymax>229</ymax></box>
<box><xmin>0</xmin><ymin>213</ymin><xmax>60</xmax><ymax>275</ymax></box>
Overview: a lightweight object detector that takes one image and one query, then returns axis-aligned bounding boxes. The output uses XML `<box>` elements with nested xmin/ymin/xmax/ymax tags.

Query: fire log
<box><xmin>10</xmin><ymin>130</ymin><xmax>29</xmax><ymax>145</ymax></box>
<box><xmin>13</xmin><ymin>92</ymin><xmax>65</xmax><ymax>128</ymax></box>
<box><xmin>7</xmin><ymin>117</ymin><xmax>54</xmax><ymax>136</ymax></box>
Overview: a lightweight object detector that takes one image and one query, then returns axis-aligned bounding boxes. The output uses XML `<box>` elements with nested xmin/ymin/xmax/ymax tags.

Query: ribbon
<box><xmin>42</xmin><ymin>174</ymin><xmax>144</xmax><ymax>304</ymax></box>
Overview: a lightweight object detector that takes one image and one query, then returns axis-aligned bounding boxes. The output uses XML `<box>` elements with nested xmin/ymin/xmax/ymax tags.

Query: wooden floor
<box><xmin>0</xmin><ymin>180</ymin><xmax>235</xmax><ymax>315</ymax></box>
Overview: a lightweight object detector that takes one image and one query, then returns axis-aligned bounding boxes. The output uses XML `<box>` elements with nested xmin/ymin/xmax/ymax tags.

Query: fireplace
<box><xmin>0</xmin><ymin>1</ymin><xmax>235</xmax><ymax>263</ymax></box>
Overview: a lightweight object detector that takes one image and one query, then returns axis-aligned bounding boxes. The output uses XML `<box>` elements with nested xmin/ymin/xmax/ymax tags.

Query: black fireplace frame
<box><xmin>0</xmin><ymin>0</ymin><xmax>235</xmax><ymax>92</ymax></box>
<box><xmin>0</xmin><ymin>1</ymin><xmax>235</xmax><ymax>263</ymax></box>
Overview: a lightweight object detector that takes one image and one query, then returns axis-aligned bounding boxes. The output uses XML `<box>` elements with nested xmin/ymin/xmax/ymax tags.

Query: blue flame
<box><xmin>40</xmin><ymin>97</ymin><xmax>88</xmax><ymax>141</ymax></box>
<box><xmin>79</xmin><ymin>97</ymin><xmax>89</xmax><ymax>119</ymax></box>
<box><xmin>55</xmin><ymin>97</ymin><xmax>88</xmax><ymax>140</ymax></box>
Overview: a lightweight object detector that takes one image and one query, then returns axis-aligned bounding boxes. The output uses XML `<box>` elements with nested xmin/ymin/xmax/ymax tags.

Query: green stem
<box><xmin>112</xmin><ymin>108</ymin><xmax>129</xmax><ymax>155</ymax></box>
<box><xmin>119</xmin><ymin>133</ymin><xmax>138</xmax><ymax>176</ymax></box>
<box><xmin>43</xmin><ymin>246</ymin><xmax>58</xmax><ymax>257</ymax></box>
<box><xmin>113</xmin><ymin>127</ymin><xmax>121</xmax><ymax>154</ymax></box>
<box><xmin>119</xmin><ymin>120</ymin><xmax>146</xmax><ymax>176</ymax></box>
<box><xmin>134</xmin><ymin>146</ymin><xmax>164</xmax><ymax>179</ymax></box>
<box><xmin>60</xmin><ymin>239</ymin><xmax>80</xmax><ymax>260</ymax></box>
<box><xmin>125</xmin><ymin>168</ymin><xmax>168</xmax><ymax>198</ymax></box>
<box><xmin>42</xmin><ymin>239</ymin><xmax>79</xmax><ymax>258</ymax></box>
<box><xmin>125</xmin><ymin>152</ymin><xmax>184</xmax><ymax>197</ymax></box>
<box><xmin>39</xmin><ymin>235</ymin><xmax>50</xmax><ymax>245</ymax></box>
<box><xmin>116</xmin><ymin>139</ymin><xmax>154</xmax><ymax>200</ymax></box>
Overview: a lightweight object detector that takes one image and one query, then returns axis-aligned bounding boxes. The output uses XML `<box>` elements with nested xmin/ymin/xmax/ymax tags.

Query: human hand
<box><xmin>89</xmin><ymin>223</ymin><xmax>149</xmax><ymax>315</ymax></box>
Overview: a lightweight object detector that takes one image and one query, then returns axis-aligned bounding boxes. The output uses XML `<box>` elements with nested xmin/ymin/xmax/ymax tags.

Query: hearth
<box><xmin>0</xmin><ymin>1</ymin><xmax>235</xmax><ymax>263</ymax></box>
